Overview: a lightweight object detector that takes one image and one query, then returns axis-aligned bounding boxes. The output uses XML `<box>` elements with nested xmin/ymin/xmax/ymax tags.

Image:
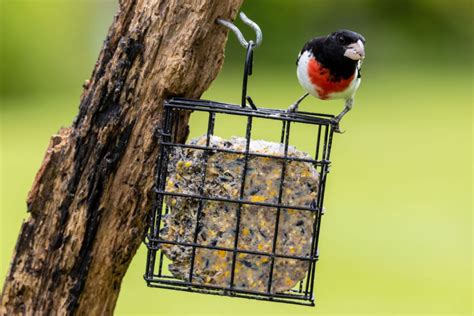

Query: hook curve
<box><xmin>217</xmin><ymin>12</ymin><xmax>263</xmax><ymax>48</ymax></box>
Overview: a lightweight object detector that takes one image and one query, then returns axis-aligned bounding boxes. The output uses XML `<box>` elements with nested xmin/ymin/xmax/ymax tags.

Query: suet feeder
<box><xmin>144</xmin><ymin>13</ymin><xmax>336</xmax><ymax>306</ymax></box>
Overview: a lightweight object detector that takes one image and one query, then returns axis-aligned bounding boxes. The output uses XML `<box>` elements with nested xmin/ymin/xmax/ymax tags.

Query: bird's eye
<box><xmin>337</xmin><ymin>36</ymin><xmax>346</xmax><ymax>44</ymax></box>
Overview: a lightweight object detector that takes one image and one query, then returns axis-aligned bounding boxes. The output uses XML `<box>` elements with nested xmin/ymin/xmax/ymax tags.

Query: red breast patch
<box><xmin>308</xmin><ymin>58</ymin><xmax>354</xmax><ymax>99</ymax></box>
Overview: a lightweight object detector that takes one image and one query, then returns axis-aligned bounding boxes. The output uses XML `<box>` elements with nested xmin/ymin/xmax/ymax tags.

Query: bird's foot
<box><xmin>286</xmin><ymin>103</ymin><xmax>299</xmax><ymax>113</ymax></box>
<box><xmin>331</xmin><ymin>118</ymin><xmax>346</xmax><ymax>134</ymax></box>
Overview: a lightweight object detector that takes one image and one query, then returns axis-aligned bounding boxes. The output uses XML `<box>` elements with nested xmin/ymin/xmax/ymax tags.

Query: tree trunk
<box><xmin>0</xmin><ymin>0</ymin><xmax>244</xmax><ymax>314</ymax></box>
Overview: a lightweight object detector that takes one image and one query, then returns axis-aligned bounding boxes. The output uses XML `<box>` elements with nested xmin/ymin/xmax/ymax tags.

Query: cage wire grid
<box><xmin>144</xmin><ymin>98</ymin><xmax>335</xmax><ymax>306</ymax></box>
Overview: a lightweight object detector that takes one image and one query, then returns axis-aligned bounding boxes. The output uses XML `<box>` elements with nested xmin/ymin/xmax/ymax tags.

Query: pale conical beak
<box><xmin>344</xmin><ymin>39</ymin><xmax>365</xmax><ymax>60</ymax></box>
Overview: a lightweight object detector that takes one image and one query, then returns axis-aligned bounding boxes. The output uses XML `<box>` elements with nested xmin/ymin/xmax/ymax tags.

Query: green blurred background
<box><xmin>0</xmin><ymin>0</ymin><xmax>472</xmax><ymax>315</ymax></box>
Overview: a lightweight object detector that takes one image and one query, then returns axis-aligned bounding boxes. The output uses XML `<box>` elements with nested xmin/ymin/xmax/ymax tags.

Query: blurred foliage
<box><xmin>239</xmin><ymin>0</ymin><xmax>473</xmax><ymax>66</ymax></box>
<box><xmin>0</xmin><ymin>0</ymin><xmax>117</xmax><ymax>98</ymax></box>
<box><xmin>0</xmin><ymin>0</ymin><xmax>473</xmax><ymax>99</ymax></box>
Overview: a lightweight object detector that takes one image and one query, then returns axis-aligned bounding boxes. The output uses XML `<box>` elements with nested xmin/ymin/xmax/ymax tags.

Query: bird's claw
<box><xmin>331</xmin><ymin>118</ymin><xmax>345</xmax><ymax>134</ymax></box>
<box><xmin>286</xmin><ymin>104</ymin><xmax>298</xmax><ymax>113</ymax></box>
<box><xmin>334</xmin><ymin>127</ymin><xmax>345</xmax><ymax>134</ymax></box>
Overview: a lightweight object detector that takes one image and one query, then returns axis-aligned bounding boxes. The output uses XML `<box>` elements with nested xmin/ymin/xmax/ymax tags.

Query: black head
<box><xmin>326</xmin><ymin>30</ymin><xmax>366</xmax><ymax>61</ymax></box>
<box><xmin>302</xmin><ymin>29</ymin><xmax>365</xmax><ymax>79</ymax></box>
<box><xmin>299</xmin><ymin>29</ymin><xmax>366</xmax><ymax>79</ymax></box>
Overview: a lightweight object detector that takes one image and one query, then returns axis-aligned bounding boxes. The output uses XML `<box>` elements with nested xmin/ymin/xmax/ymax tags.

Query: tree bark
<box><xmin>0</xmin><ymin>0</ymin><xmax>244</xmax><ymax>314</ymax></box>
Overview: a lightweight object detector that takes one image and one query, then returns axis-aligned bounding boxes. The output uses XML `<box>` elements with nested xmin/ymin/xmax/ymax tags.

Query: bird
<box><xmin>288</xmin><ymin>30</ymin><xmax>366</xmax><ymax>133</ymax></box>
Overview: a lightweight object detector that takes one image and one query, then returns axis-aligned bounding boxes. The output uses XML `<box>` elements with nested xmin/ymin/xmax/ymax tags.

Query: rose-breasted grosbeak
<box><xmin>289</xmin><ymin>30</ymin><xmax>366</xmax><ymax>133</ymax></box>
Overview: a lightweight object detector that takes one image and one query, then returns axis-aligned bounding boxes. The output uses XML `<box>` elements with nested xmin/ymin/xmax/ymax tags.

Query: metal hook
<box><xmin>217</xmin><ymin>12</ymin><xmax>262</xmax><ymax>109</ymax></box>
<box><xmin>217</xmin><ymin>12</ymin><xmax>263</xmax><ymax>49</ymax></box>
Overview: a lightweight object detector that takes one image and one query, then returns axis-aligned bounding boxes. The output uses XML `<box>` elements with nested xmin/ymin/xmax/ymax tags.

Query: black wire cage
<box><xmin>144</xmin><ymin>13</ymin><xmax>336</xmax><ymax>306</ymax></box>
<box><xmin>144</xmin><ymin>99</ymin><xmax>335</xmax><ymax>306</ymax></box>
